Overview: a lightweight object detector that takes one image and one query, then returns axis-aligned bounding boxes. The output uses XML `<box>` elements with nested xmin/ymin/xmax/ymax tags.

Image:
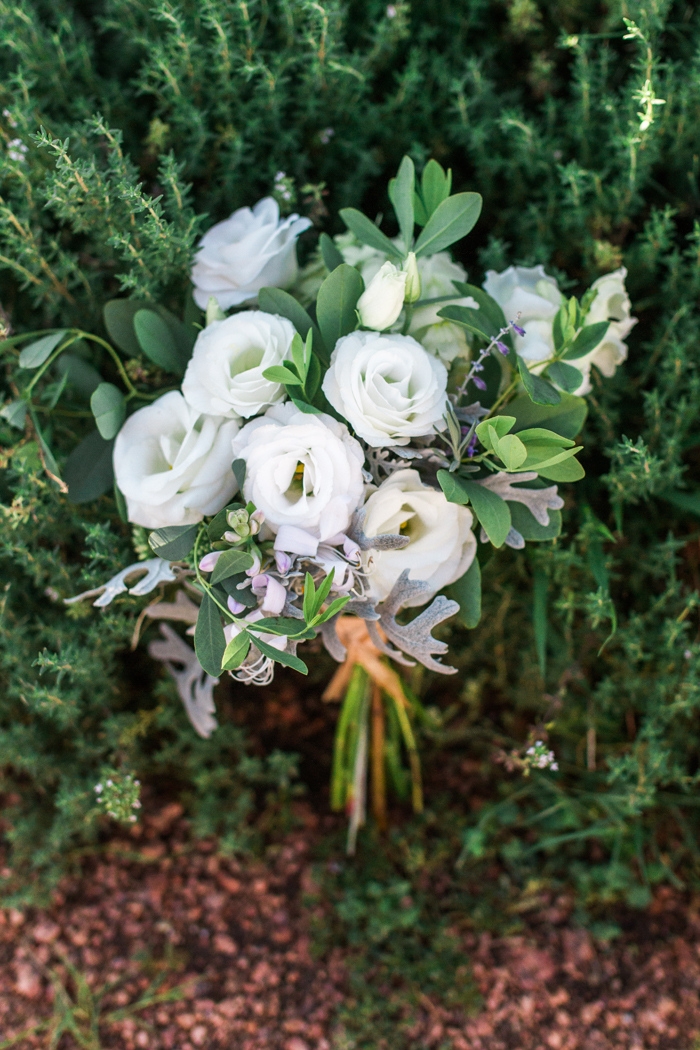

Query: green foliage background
<box><xmin>1</xmin><ymin>0</ymin><xmax>700</xmax><ymax>906</ymax></box>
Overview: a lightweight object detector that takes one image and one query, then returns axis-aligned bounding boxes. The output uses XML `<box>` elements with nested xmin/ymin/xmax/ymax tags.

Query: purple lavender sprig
<box><xmin>456</xmin><ymin>318</ymin><xmax>523</xmax><ymax>401</ymax></box>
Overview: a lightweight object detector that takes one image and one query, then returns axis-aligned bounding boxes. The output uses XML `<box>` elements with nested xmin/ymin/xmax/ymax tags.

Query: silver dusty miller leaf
<box><xmin>348</xmin><ymin>508</ymin><xmax>411</xmax><ymax>552</ymax></box>
<box><xmin>64</xmin><ymin>558</ymin><xmax>177</xmax><ymax>608</ymax></box>
<box><xmin>476</xmin><ymin>471</ymin><xmax>563</xmax><ymax>525</ymax></box>
<box><xmin>148</xmin><ymin>623</ymin><xmax>218</xmax><ymax>738</ymax></box>
<box><xmin>376</xmin><ymin>570</ymin><xmax>459</xmax><ymax>675</ymax></box>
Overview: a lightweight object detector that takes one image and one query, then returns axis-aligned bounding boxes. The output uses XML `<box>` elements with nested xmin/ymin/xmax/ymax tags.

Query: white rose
<box><xmin>361</xmin><ymin>470</ymin><xmax>476</xmax><ymax>606</ymax></box>
<box><xmin>181</xmin><ymin>310</ymin><xmax>295</xmax><ymax>420</ymax></box>
<box><xmin>483</xmin><ymin>264</ymin><xmax>563</xmax><ymax>364</ymax></box>
<box><xmin>230</xmin><ymin>403</ymin><xmax>365</xmax><ymax>541</ymax></box>
<box><xmin>572</xmin><ymin>267</ymin><xmax>637</xmax><ymax>393</ymax></box>
<box><xmin>322</xmin><ymin>330</ymin><xmax>447</xmax><ymax>447</ymax></box>
<box><xmin>357</xmin><ymin>261</ymin><xmax>407</xmax><ymax>330</ymax></box>
<box><xmin>113</xmin><ymin>392</ymin><xmax>239</xmax><ymax>529</ymax></box>
<box><xmin>191</xmin><ymin>197</ymin><xmax>312</xmax><ymax>311</ymax></box>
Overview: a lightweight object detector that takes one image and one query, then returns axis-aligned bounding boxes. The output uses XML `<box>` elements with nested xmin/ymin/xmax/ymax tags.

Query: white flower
<box><xmin>483</xmin><ymin>264</ymin><xmax>562</xmax><ymax>364</ymax></box>
<box><xmin>113</xmin><ymin>392</ymin><xmax>239</xmax><ymax>528</ymax></box>
<box><xmin>182</xmin><ymin>310</ymin><xmax>295</xmax><ymax>420</ymax></box>
<box><xmin>191</xmin><ymin>197</ymin><xmax>312</xmax><ymax>311</ymax></box>
<box><xmin>357</xmin><ymin>261</ymin><xmax>407</xmax><ymax>330</ymax></box>
<box><xmin>361</xmin><ymin>470</ymin><xmax>476</xmax><ymax>605</ymax></box>
<box><xmin>230</xmin><ymin>403</ymin><xmax>365</xmax><ymax>541</ymax></box>
<box><xmin>322</xmin><ymin>330</ymin><xmax>447</xmax><ymax>447</ymax></box>
<box><xmin>574</xmin><ymin>267</ymin><xmax>637</xmax><ymax>393</ymax></box>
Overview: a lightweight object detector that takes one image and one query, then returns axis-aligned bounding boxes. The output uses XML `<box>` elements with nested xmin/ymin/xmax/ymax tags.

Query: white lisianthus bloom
<box><xmin>361</xmin><ymin>470</ymin><xmax>476</xmax><ymax>606</ymax></box>
<box><xmin>181</xmin><ymin>310</ymin><xmax>295</xmax><ymax>420</ymax></box>
<box><xmin>357</xmin><ymin>261</ymin><xmax>407</xmax><ymax>330</ymax></box>
<box><xmin>230</xmin><ymin>403</ymin><xmax>365</xmax><ymax>541</ymax></box>
<box><xmin>483</xmin><ymin>265</ymin><xmax>563</xmax><ymax>364</ymax></box>
<box><xmin>572</xmin><ymin>267</ymin><xmax>637</xmax><ymax>393</ymax></box>
<box><xmin>322</xmin><ymin>330</ymin><xmax>447</xmax><ymax>447</ymax></box>
<box><xmin>113</xmin><ymin>392</ymin><xmax>239</xmax><ymax>529</ymax></box>
<box><xmin>191</xmin><ymin>198</ymin><xmax>312</xmax><ymax>311</ymax></box>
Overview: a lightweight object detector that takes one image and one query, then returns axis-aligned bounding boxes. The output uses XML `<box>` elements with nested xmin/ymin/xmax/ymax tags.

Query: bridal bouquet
<box><xmin>2</xmin><ymin>157</ymin><xmax>635</xmax><ymax>844</ymax></box>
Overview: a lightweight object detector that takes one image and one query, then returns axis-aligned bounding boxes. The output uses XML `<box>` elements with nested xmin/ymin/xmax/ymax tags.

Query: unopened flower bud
<box><xmin>206</xmin><ymin>296</ymin><xmax>226</xmax><ymax>326</ymax></box>
<box><xmin>403</xmin><ymin>252</ymin><xmax>421</xmax><ymax>303</ymax></box>
<box><xmin>357</xmin><ymin>261</ymin><xmax>407</xmax><ymax>330</ymax></box>
<box><xmin>249</xmin><ymin>509</ymin><xmax>265</xmax><ymax>535</ymax></box>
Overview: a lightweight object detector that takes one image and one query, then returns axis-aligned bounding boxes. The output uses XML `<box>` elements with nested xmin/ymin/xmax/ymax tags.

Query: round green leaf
<box><xmin>90</xmin><ymin>382</ymin><xmax>126</xmax><ymax>439</ymax></box>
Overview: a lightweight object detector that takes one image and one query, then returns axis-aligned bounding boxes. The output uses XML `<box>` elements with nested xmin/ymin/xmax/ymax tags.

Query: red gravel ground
<box><xmin>1</xmin><ymin>801</ymin><xmax>700</xmax><ymax>1050</ymax></box>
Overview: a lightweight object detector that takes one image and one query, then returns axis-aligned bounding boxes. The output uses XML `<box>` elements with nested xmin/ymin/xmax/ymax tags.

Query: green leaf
<box><xmin>548</xmin><ymin>361</ymin><xmax>584</xmax><ymax>393</ymax></box>
<box><xmin>90</xmin><ymin>382</ymin><xmax>126</xmax><ymax>440</ymax></box>
<box><xmin>413</xmin><ymin>192</ymin><xmax>428</xmax><ymax>226</ymax></box>
<box><xmin>19</xmin><ymin>331</ymin><xmax>65</xmax><ymax>369</ymax></box>
<box><xmin>290</xmin><ymin>332</ymin><xmax>306</xmax><ymax>378</ymax></box>
<box><xmin>210</xmin><ymin>549</ymin><xmax>255</xmax><ymax>584</ymax></box>
<box><xmin>316</xmin><ymin>264</ymin><xmax>364</xmax><ymax>354</ymax></box>
<box><xmin>248</xmin><ymin>617</ymin><xmax>309</xmax><ymax>636</ymax></box>
<box><xmin>475</xmin><ymin>415</ymin><xmax>515</xmax><ymax>450</ymax></box>
<box><xmin>517</xmin><ymin>357</ymin><xmax>562</xmax><ymax>405</ymax></box>
<box><xmin>320</xmin><ymin>232</ymin><xmax>344</xmax><ymax>271</ymax></box>
<box><xmin>446</xmin><ymin>557</ymin><xmax>481</xmax><ymax>628</ymax></box>
<box><xmin>262</xmin><ymin>364</ymin><xmax>302</xmax><ymax>385</ymax></box>
<box><xmin>495</xmin><ymin>433</ymin><xmax>527</xmax><ymax>471</ymax></box>
<box><xmin>104</xmin><ymin>299</ymin><xmax>149</xmax><ymax>356</ymax></box>
<box><xmin>437</xmin><ymin>304</ymin><xmax>492</xmax><ymax>342</ymax></box>
<box><xmin>290</xmin><ymin>396</ymin><xmax>322</xmax><ymax>414</ymax></box>
<box><xmin>522</xmin><ymin>445</ymin><xmax>582</xmax><ymax>473</ymax></box>
<box><xmin>56</xmin><ymin>353</ymin><xmax>102</xmax><ymax>397</ymax></box>
<box><xmin>221</xmin><ymin>630</ymin><xmax>251</xmax><ymax>671</ymax></box>
<box><xmin>253</xmin><ymin>636</ymin><xmax>309</xmax><ymax>674</ymax></box>
<box><xmin>508</xmin><ymin>501</ymin><xmax>562</xmax><ymax>541</ymax></box>
<box><xmin>552</xmin><ymin>305</ymin><xmax>566</xmax><ymax>351</ymax></box>
<box><xmin>219</xmin><ymin>574</ymin><xmax>259</xmax><ymax>607</ymax></box>
<box><xmin>64</xmin><ymin>430</ymin><xmax>115</xmax><ymax>503</ymax></box>
<box><xmin>232</xmin><ymin>458</ymin><xmax>246</xmax><ymax>491</ymax></box>
<box><xmin>420</xmin><ymin>159</ymin><xmax>452</xmax><ymax>219</ymax></box>
<box><xmin>302</xmin><ymin>572</ymin><xmax>315</xmax><ymax>623</ymax></box>
<box><xmin>452</xmin><ymin>282</ymin><xmax>510</xmax><ymax>342</ymax></box>
<box><xmin>28</xmin><ymin>405</ymin><xmax>61</xmax><ymax>480</ymax></box>
<box><xmin>148</xmin><ymin>523</ymin><xmax>198</xmax><ymax>560</ymax></box>
<box><xmin>134</xmin><ymin>309</ymin><xmax>186</xmax><ymax>375</ymax></box>
<box><xmin>437</xmin><ymin>472</ymin><xmax>512</xmax><ymax>547</ymax></box>
<box><xmin>390</xmin><ymin>155</ymin><xmax>415</xmax><ymax>250</ymax></box>
<box><xmin>659</xmin><ymin>488</ymin><xmax>700</xmax><ymax>517</ymax></box>
<box><xmin>536</xmin><ymin>456</ymin><xmax>585</xmax><ymax>482</ymax></box>
<box><xmin>414</xmin><ymin>192</ymin><xmax>482</xmax><ymax>257</ymax></box>
<box><xmin>114</xmin><ymin>482</ymin><xmax>128</xmax><ymax>523</ymax></box>
<box><xmin>194</xmin><ymin>593</ymin><xmax>226</xmax><ymax>677</ymax></box>
<box><xmin>461</xmin><ymin>482</ymin><xmax>512</xmax><ymax>547</ymax></box>
<box><xmin>509</xmin><ymin>393</ymin><xmax>587</xmax><ymax>439</ymax></box>
<box><xmin>315</xmin><ymin>593</ymin><xmax>351</xmax><ymax>624</ymax></box>
<box><xmin>533</xmin><ymin>565</ymin><xmax>548</xmax><ymax>678</ymax></box>
<box><xmin>516</xmin><ymin>427</ymin><xmax>575</xmax><ymax>448</ymax></box>
<box><xmin>0</xmin><ymin>399</ymin><xmax>27</xmax><ymax>429</ymax></box>
<box><xmin>563</xmin><ymin>321</ymin><xmax>610</xmax><ymax>360</ymax></box>
<box><xmin>258</xmin><ymin>288</ymin><xmax>326</xmax><ymax>361</ymax></box>
<box><xmin>339</xmin><ymin>208</ymin><xmax>404</xmax><ymax>261</ymax></box>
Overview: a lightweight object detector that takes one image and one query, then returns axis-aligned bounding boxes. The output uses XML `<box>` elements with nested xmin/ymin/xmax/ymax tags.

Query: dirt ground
<box><xmin>0</xmin><ymin>799</ymin><xmax>699</xmax><ymax>1050</ymax></box>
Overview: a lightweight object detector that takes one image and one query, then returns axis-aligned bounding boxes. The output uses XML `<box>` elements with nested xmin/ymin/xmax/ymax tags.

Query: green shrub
<box><xmin>1</xmin><ymin>0</ymin><xmax>700</xmax><ymax>900</ymax></box>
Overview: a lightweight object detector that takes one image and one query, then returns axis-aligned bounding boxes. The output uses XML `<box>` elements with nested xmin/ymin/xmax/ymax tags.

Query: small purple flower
<box><xmin>511</xmin><ymin>322</ymin><xmax>526</xmax><ymax>337</ymax></box>
<box><xmin>275</xmin><ymin>550</ymin><xmax>292</xmax><ymax>575</ymax></box>
<box><xmin>472</xmin><ymin>376</ymin><xmax>487</xmax><ymax>391</ymax></box>
<box><xmin>466</xmin><ymin>433</ymin><xmax>478</xmax><ymax>458</ymax></box>
<box><xmin>472</xmin><ymin>361</ymin><xmax>484</xmax><ymax>372</ymax></box>
<box><xmin>227</xmin><ymin>596</ymin><xmax>246</xmax><ymax>615</ymax></box>
<box><xmin>199</xmin><ymin>551</ymin><xmax>222</xmax><ymax>573</ymax></box>
<box><xmin>496</xmin><ymin>341</ymin><xmax>509</xmax><ymax>355</ymax></box>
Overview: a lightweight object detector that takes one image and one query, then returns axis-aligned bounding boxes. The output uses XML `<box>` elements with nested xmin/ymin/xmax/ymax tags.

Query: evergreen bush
<box><xmin>1</xmin><ymin>0</ymin><xmax>700</xmax><ymax>902</ymax></box>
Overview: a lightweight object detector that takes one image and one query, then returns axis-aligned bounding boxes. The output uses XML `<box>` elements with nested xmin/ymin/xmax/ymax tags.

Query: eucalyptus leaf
<box><xmin>64</xmin><ymin>430</ymin><xmax>115</xmax><ymax>503</ymax></box>
<box><xmin>148</xmin><ymin>523</ymin><xmax>198</xmax><ymax>560</ymax></box>
<box><xmin>414</xmin><ymin>192</ymin><xmax>482</xmax><ymax>257</ymax></box>
<box><xmin>316</xmin><ymin>264</ymin><xmax>364</xmax><ymax>354</ymax></box>
<box><xmin>320</xmin><ymin>232</ymin><xmax>344</xmax><ymax>271</ymax></box>
<box><xmin>258</xmin><ymin>288</ymin><xmax>326</xmax><ymax>360</ymax></box>
<box><xmin>194</xmin><ymin>592</ymin><xmax>227</xmax><ymax>677</ymax></box>
<box><xmin>548</xmin><ymin>361</ymin><xmax>583</xmax><ymax>393</ymax></box>
<box><xmin>134</xmin><ymin>309</ymin><xmax>186</xmax><ymax>374</ymax></box>
<box><xmin>446</xmin><ymin>556</ymin><xmax>481</xmax><ymax>628</ymax></box>
<box><xmin>103</xmin><ymin>299</ymin><xmax>149</xmax><ymax>356</ymax></box>
<box><xmin>509</xmin><ymin>393</ymin><xmax>587</xmax><ymax>439</ymax></box>
<box><xmin>0</xmin><ymin>398</ymin><xmax>27</xmax><ymax>429</ymax></box>
<box><xmin>517</xmin><ymin>357</ymin><xmax>562</xmax><ymax>405</ymax></box>
<box><xmin>19</xmin><ymin>331</ymin><xmax>65</xmax><ymax>369</ymax></box>
<box><xmin>232</xmin><ymin>458</ymin><xmax>246</xmax><ymax>491</ymax></box>
<box><xmin>390</xmin><ymin>155</ymin><xmax>415</xmax><ymax>250</ymax></box>
<box><xmin>56</xmin><ymin>353</ymin><xmax>102</xmax><ymax>397</ymax></box>
<box><xmin>339</xmin><ymin>208</ymin><xmax>404</xmax><ymax>260</ymax></box>
<box><xmin>90</xmin><ymin>382</ymin><xmax>126</xmax><ymax>440</ymax></box>
<box><xmin>563</xmin><ymin>320</ymin><xmax>610</xmax><ymax>360</ymax></box>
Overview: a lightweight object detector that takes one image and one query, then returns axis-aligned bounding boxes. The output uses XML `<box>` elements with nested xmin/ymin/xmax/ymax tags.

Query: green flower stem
<box><xmin>22</xmin><ymin>332</ymin><xmax>82</xmax><ymax>397</ymax></box>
